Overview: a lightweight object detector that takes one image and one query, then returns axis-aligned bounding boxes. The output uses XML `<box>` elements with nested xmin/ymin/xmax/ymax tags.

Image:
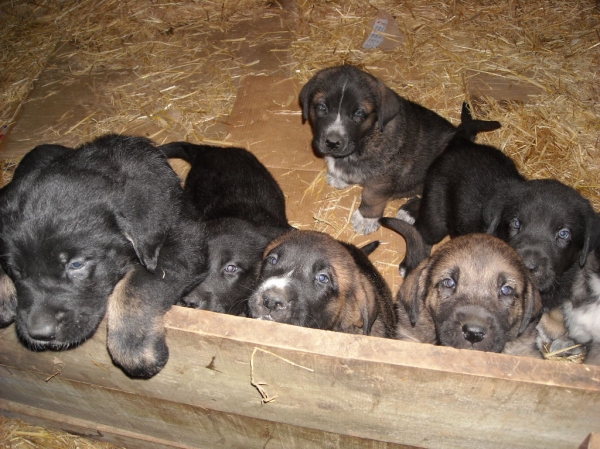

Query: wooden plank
<box><xmin>1</xmin><ymin>306</ymin><xmax>599</xmax><ymax>449</ymax></box>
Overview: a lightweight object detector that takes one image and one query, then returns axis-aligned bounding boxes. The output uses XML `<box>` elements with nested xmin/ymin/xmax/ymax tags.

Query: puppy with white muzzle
<box><xmin>248</xmin><ymin>230</ymin><xmax>397</xmax><ymax>337</ymax></box>
<box><xmin>300</xmin><ymin>65</ymin><xmax>460</xmax><ymax>235</ymax></box>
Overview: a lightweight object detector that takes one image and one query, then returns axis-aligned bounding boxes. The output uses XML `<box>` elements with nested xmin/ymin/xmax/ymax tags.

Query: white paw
<box><xmin>399</xmin><ymin>266</ymin><xmax>407</xmax><ymax>279</ymax></box>
<box><xmin>396</xmin><ymin>208</ymin><xmax>415</xmax><ymax>225</ymax></box>
<box><xmin>326</xmin><ymin>173</ymin><xmax>350</xmax><ymax>189</ymax></box>
<box><xmin>351</xmin><ymin>210</ymin><xmax>380</xmax><ymax>235</ymax></box>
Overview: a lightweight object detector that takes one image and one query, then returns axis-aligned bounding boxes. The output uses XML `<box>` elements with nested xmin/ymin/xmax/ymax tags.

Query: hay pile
<box><xmin>0</xmin><ymin>0</ymin><xmax>598</xmax><ymax>447</ymax></box>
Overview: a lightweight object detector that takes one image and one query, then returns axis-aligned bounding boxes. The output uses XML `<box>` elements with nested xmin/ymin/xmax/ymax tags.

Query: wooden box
<box><xmin>1</xmin><ymin>305</ymin><xmax>599</xmax><ymax>449</ymax></box>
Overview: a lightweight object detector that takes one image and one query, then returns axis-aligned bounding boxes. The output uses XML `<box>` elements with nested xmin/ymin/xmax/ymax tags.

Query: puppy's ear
<box><xmin>398</xmin><ymin>259</ymin><xmax>430</xmax><ymax>326</ymax></box>
<box><xmin>519</xmin><ymin>279</ymin><xmax>543</xmax><ymax>336</ymax></box>
<box><xmin>0</xmin><ymin>266</ymin><xmax>17</xmax><ymax>327</ymax></box>
<box><xmin>115</xmin><ymin>213</ymin><xmax>164</xmax><ymax>273</ymax></box>
<box><xmin>483</xmin><ymin>192</ymin><xmax>508</xmax><ymax>235</ymax></box>
<box><xmin>376</xmin><ymin>81</ymin><xmax>402</xmax><ymax>131</ymax></box>
<box><xmin>579</xmin><ymin>213</ymin><xmax>600</xmax><ymax>267</ymax></box>
<box><xmin>299</xmin><ymin>78</ymin><xmax>317</xmax><ymax>123</ymax></box>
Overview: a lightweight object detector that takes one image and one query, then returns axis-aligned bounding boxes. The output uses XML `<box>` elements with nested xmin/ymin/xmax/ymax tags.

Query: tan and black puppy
<box><xmin>300</xmin><ymin>65</ymin><xmax>461</xmax><ymax>235</ymax></box>
<box><xmin>248</xmin><ymin>230</ymin><xmax>397</xmax><ymax>337</ymax></box>
<box><xmin>395</xmin><ymin>234</ymin><xmax>542</xmax><ymax>356</ymax></box>
<box><xmin>0</xmin><ymin>135</ymin><xmax>208</xmax><ymax>378</ymax></box>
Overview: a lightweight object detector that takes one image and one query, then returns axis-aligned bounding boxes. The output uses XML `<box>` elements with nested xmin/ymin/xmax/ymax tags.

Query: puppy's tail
<box><xmin>359</xmin><ymin>240</ymin><xmax>380</xmax><ymax>256</ymax></box>
<box><xmin>456</xmin><ymin>102</ymin><xmax>502</xmax><ymax>142</ymax></box>
<box><xmin>379</xmin><ymin>217</ymin><xmax>429</xmax><ymax>277</ymax></box>
<box><xmin>158</xmin><ymin>142</ymin><xmax>204</xmax><ymax>164</ymax></box>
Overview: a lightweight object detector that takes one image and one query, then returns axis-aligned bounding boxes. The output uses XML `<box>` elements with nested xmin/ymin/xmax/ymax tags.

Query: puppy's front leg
<box><xmin>352</xmin><ymin>184</ymin><xmax>390</xmax><ymax>235</ymax></box>
<box><xmin>536</xmin><ymin>307</ymin><xmax>587</xmax><ymax>360</ymax></box>
<box><xmin>106</xmin><ymin>266</ymin><xmax>173</xmax><ymax>378</ymax></box>
<box><xmin>0</xmin><ymin>266</ymin><xmax>17</xmax><ymax>327</ymax></box>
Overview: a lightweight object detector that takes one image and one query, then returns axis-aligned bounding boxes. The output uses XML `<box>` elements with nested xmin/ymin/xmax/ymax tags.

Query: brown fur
<box><xmin>395</xmin><ymin>234</ymin><xmax>543</xmax><ymax>356</ymax></box>
<box><xmin>248</xmin><ymin>230</ymin><xmax>397</xmax><ymax>337</ymax></box>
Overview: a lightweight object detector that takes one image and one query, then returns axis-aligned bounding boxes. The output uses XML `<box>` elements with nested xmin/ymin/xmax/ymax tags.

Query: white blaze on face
<box><xmin>257</xmin><ymin>270</ymin><xmax>294</xmax><ymax>293</ymax></box>
<box><xmin>325</xmin><ymin>80</ymin><xmax>349</xmax><ymax>137</ymax></box>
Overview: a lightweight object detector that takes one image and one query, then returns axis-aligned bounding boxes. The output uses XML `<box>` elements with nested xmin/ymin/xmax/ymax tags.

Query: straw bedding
<box><xmin>0</xmin><ymin>0</ymin><xmax>598</xmax><ymax>446</ymax></box>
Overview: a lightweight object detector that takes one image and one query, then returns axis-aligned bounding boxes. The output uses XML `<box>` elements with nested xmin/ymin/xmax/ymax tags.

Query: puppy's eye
<box><xmin>354</xmin><ymin>109</ymin><xmax>365</xmax><ymax>118</ymax></box>
<box><xmin>315</xmin><ymin>103</ymin><xmax>327</xmax><ymax>114</ymax></box>
<box><xmin>500</xmin><ymin>285</ymin><xmax>515</xmax><ymax>296</ymax></box>
<box><xmin>315</xmin><ymin>273</ymin><xmax>330</xmax><ymax>284</ymax></box>
<box><xmin>442</xmin><ymin>278</ymin><xmax>456</xmax><ymax>289</ymax></box>
<box><xmin>68</xmin><ymin>259</ymin><xmax>86</xmax><ymax>271</ymax></box>
<box><xmin>224</xmin><ymin>264</ymin><xmax>238</xmax><ymax>273</ymax></box>
<box><xmin>557</xmin><ymin>228</ymin><xmax>571</xmax><ymax>242</ymax></box>
<box><xmin>266</xmin><ymin>254</ymin><xmax>278</xmax><ymax>265</ymax></box>
<box><xmin>510</xmin><ymin>218</ymin><xmax>521</xmax><ymax>230</ymax></box>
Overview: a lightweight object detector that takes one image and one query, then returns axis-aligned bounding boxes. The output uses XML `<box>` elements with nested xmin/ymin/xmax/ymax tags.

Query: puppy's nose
<box><xmin>263</xmin><ymin>290</ymin><xmax>286</xmax><ymax>311</ymax></box>
<box><xmin>524</xmin><ymin>259</ymin><xmax>539</xmax><ymax>274</ymax></box>
<box><xmin>28</xmin><ymin>323</ymin><xmax>57</xmax><ymax>341</ymax></box>
<box><xmin>462</xmin><ymin>324</ymin><xmax>486</xmax><ymax>344</ymax></box>
<box><xmin>325</xmin><ymin>138</ymin><xmax>341</xmax><ymax>150</ymax></box>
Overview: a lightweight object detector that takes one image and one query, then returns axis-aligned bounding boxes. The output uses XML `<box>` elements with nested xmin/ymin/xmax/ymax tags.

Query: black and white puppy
<box><xmin>248</xmin><ymin>230</ymin><xmax>397</xmax><ymax>337</ymax></box>
<box><xmin>300</xmin><ymin>65</ymin><xmax>461</xmax><ymax>235</ymax></box>
<box><xmin>159</xmin><ymin>142</ymin><xmax>291</xmax><ymax>316</ymax></box>
<box><xmin>0</xmin><ymin>135</ymin><xmax>208</xmax><ymax>378</ymax></box>
<box><xmin>383</xmin><ymin>104</ymin><xmax>600</xmax><ymax>310</ymax></box>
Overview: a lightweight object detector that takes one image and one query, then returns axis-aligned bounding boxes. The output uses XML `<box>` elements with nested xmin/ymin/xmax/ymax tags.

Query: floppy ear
<box><xmin>115</xmin><ymin>212</ymin><xmax>165</xmax><ymax>274</ymax></box>
<box><xmin>376</xmin><ymin>81</ymin><xmax>402</xmax><ymax>131</ymax></box>
<box><xmin>299</xmin><ymin>77</ymin><xmax>318</xmax><ymax>123</ymax></box>
<box><xmin>483</xmin><ymin>192</ymin><xmax>508</xmax><ymax>235</ymax></box>
<box><xmin>398</xmin><ymin>259</ymin><xmax>430</xmax><ymax>327</ymax></box>
<box><xmin>579</xmin><ymin>213</ymin><xmax>600</xmax><ymax>267</ymax></box>
<box><xmin>519</xmin><ymin>279</ymin><xmax>543</xmax><ymax>336</ymax></box>
<box><xmin>0</xmin><ymin>265</ymin><xmax>17</xmax><ymax>327</ymax></box>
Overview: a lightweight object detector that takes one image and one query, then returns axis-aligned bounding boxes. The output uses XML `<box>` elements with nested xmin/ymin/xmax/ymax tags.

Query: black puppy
<box><xmin>159</xmin><ymin>142</ymin><xmax>291</xmax><ymax>316</ymax></box>
<box><xmin>0</xmin><ymin>135</ymin><xmax>207</xmax><ymax>378</ymax></box>
<box><xmin>300</xmin><ymin>65</ymin><xmax>462</xmax><ymax>235</ymax></box>
<box><xmin>382</xmin><ymin>104</ymin><xmax>600</xmax><ymax>310</ymax></box>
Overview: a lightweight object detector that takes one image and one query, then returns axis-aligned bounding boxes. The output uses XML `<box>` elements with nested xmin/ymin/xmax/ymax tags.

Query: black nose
<box><xmin>263</xmin><ymin>290</ymin><xmax>285</xmax><ymax>311</ymax></box>
<box><xmin>28</xmin><ymin>323</ymin><xmax>57</xmax><ymax>341</ymax></box>
<box><xmin>462</xmin><ymin>324</ymin><xmax>486</xmax><ymax>344</ymax></box>
<box><xmin>524</xmin><ymin>259</ymin><xmax>539</xmax><ymax>274</ymax></box>
<box><xmin>180</xmin><ymin>291</ymin><xmax>208</xmax><ymax>309</ymax></box>
<box><xmin>325</xmin><ymin>138</ymin><xmax>341</xmax><ymax>150</ymax></box>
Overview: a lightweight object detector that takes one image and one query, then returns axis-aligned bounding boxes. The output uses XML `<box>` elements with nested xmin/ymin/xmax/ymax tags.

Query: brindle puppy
<box><xmin>395</xmin><ymin>234</ymin><xmax>542</xmax><ymax>356</ymax></box>
<box><xmin>248</xmin><ymin>230</ymin><xmax>397</xmax><ymax>337</ymax></box>
<box><xmin>300</xmin><ymin>65</ymin><xmax>463</xmax><ymax>235</ymax></box>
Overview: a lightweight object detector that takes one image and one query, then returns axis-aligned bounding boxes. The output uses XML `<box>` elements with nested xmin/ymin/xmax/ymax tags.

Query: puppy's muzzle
<box><xmin>517</xmin><ymin>248</ymin><xmax>552</xmax><ymax>291</ymax></box>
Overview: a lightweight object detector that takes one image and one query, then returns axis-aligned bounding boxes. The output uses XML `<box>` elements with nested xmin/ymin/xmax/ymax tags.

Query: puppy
<box><xmin>0</xmin><ymin>135</ymin><xmax>208</xmax><ymax>378</ymax></box>
<box><xmin>395</xmin><ymin>233</ymin><xmax>542</xmax><ymax>356</ymax></box>
<box><xmin>159</xmin><ymin>142</ymin><xmax>291</xmax><ymax>316</ymax></box>
<box><xmin>300</xmin><ymin>65</ymin><xmax>459</xmax><ymax>235</ymax></box>
<box><xmin>536</xmin><ymin>244</ymin><xmax>600</xmax><ymax>365</ymax></box>
<box><xmin>248</xmin><ymin>230</ymin><xmax>397</xmax><ymax>337</ymax></box>
<box><xmin>386</xmin><ymin>103</ymin><xmax>600</xmax><ymax>310</ymax></box>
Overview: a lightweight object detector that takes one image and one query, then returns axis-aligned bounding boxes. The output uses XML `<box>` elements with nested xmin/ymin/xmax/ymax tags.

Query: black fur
<box><xmin>159</xmin><ymin>142</ymin><xmax>291</xmax><ymax>316</ymax></box>
<box><xmin>0</xmin><ymin>134</ymin><xmax>208</xmax><ymax>378</ymax></box>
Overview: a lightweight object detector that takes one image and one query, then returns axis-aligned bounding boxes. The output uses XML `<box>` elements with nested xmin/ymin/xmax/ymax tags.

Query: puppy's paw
<box><xmin>538</xmin><ymin>334</ymin><xmax>587</xmax><ymax>362</ymax></box>
<box><xmin>107</xmin><ymin>323</ymin><xmax>169</xmax><ymax>378</ymax></box>
<box><xmin>396</xmin><ymin>208</ymin><xmax>416</xmax><ymax>225</ymax></box>
<box><xmin>351</xmin><ymin>210</ymin><xmax>380</xmax><ymax>235</ymax></box>
<box><xmin>106</xmin><ymin>270</ymin><xmax>170</xmax><ymax>378</ymax></box>
<box><xmin>0</xmin><ymin>270</ymin><xmax>17</xmax><ymax>327</ymax></box>
<box><xmin>326</xmin><ymin>173</ymin><xmax>350</xmax><ymax>190</ymax></box>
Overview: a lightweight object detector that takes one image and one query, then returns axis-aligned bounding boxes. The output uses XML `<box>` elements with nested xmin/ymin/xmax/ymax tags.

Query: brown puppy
<box><xmin>396</xmin><ymin>234</ymin><xmax>542</xmax><ymax>356</ymax></box>
<box><xmin>248</xmin><ymin>230</ymin><xmax>397</xmax><ymax>337</ymax></box>
<box><xmin>300</xmin><ymin>65</ymin><xmax>459</xmax><ymax>235</ymax></box>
